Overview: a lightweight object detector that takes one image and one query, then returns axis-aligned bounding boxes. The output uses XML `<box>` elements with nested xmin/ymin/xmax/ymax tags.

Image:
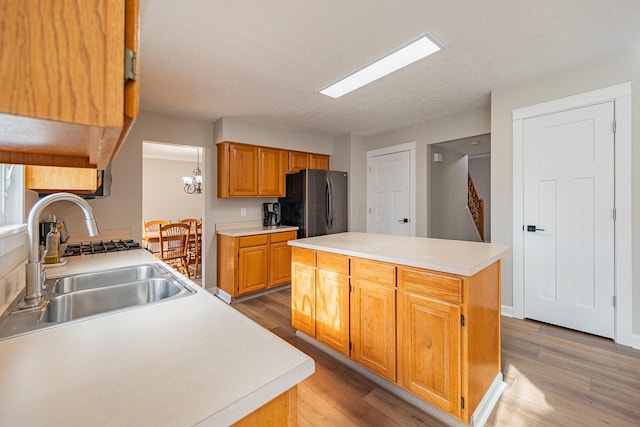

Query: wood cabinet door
<box><xmin>310</xmin><ymin>154</ymin><xmax>330</xmax><ymax>170</ymax></box>
<box><xmin>287</xmin><ymin>151</ymin><xmax>309</xmax><ymax>173</ymax></box>
<box><xmin>398</xmin><ymin>291</ymin><xmax>461</xmax><ymax>418</ymax></box>
<box><xmin>229</xmin><ymin>144</ymin><xmax>259</xmax><ymax>196</ymax></box>
<box><xmin>291</xmin><ymin>262</ymin><xmax>316</xmax><ymax>337</ymax></box>
<box><xmin>0</xmin><ymin>0</ymin><xmax>138</xmax><ymax>170</ymax></box>
<box><xmin>238</xmin><ymin>244</ymin><xmax>268</xmax><ymax>295</ymax></box>
<box><xmin>269</xmin><ymin>241</ymin><xmax>292</xmax><ymax>287</ymax></box>
<box><xmin>259</xmin><ymin>147</ymin><xmax>285</xmax><ymax>196</ymax></box>
<box><xmin>316</xmin><ymin>269</ymin><xmax>350</xmax><ymax>356</ymax></box>
<box><xmin>350</xmin><ymin>278</ymin><xmax>396</xmax><ymax>381</ymax></box>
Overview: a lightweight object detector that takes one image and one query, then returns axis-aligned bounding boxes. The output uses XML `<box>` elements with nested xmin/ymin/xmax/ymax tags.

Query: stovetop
<box><xmin>63</xmin><ymin>240</ymin><xmax>142</xmax><ymax>257</ymax></box>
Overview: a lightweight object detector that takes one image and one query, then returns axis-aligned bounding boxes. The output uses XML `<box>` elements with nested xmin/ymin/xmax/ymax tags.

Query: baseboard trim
<box><xmin>296</xmin><ymin>331</ymin><xmax>504</xmax><ymax>427</ymax></box>
<box><xmin>501</xmin><ymin>305</ymin><xmax>513</xmax><ymax>317</ymax></box>
<box><xmin>212</xmin><ymin>284</ymin><xmax>291</xmax><ymax>305</ymax></box>
<box><xmin>633</xmin><ymin>334</ymin><xmax>640</xmax><ymax>350</ymax></box>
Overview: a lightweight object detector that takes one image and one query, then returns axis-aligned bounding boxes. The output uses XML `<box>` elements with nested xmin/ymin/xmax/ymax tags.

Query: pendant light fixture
<box><xmin>183</xmin><ymin>148</ymin><xmax>203</xmax><ymax>194</ymax></box>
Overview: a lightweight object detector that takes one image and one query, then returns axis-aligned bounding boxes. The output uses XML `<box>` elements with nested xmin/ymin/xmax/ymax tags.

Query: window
<box><xmin>0</xmin><ymin>164</ymin><xmax>24</xmax><ymax>226</ymax></box>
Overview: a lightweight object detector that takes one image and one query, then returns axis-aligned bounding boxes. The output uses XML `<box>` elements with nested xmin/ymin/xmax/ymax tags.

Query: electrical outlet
<box><xmin>240</xmin><ymin>208</ymin><xmax>246</xmax><ymax>217</ymax></box>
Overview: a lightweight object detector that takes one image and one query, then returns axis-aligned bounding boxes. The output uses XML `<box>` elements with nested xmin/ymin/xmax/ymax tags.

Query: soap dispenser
<box><xmin>43</xmin><ymin>219</ymin><xmax>60</xmax><ymax>264</ymax></box>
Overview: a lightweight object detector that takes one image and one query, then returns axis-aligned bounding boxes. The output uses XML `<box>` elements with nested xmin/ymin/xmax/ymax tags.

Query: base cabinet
<box><xmin>217</xmin><ymin>230</ymin><xmax>297</xmax><ymax>298</ymax></box>
<box><xmin>290</xmin><ymin>249</ymin><xmax>501</xmax><ymax>424</ymax></box>
<box><xmin>291</xmin><ymin>248</ymin><xmax>316</xmax><ymax>336</ymax></box>
<box><xmin>351</xmin><ymin>278</ymin><xmax>396</xmax><ymax>382</ymax></box>
<box><xmin>399</xmin><ymin>290</ymin><xmax>461</xmax><ymax>417</ymax></box>
<box><xmin>316</xmin><ymin>268</ymin><xmax>350</xmax><ymax>356</ymax></box>
<box><xmin>238</xmin><ymin>237</ymin><xmax>269</xmax><ymax>295</ymax></box>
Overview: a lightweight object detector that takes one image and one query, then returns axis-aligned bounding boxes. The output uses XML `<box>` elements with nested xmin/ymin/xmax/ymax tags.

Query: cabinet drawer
<box><xmin>239</xmin><ymin>234</ymin><xmax>269</xmax><ymax>248</ymax></box>
<box><xmin>317</xmin><ymin>251</ymin><xmax>349</xmax><ymax>274</ymax></box>
<box><xmin>292</xmin><ymin>247</ymin><xmax>315</xmax><ymax>266</ymax></box>
<box><xmin>398</xmin><ymin>267</ymin><xmax>462</xmax><ymax>304</ymax></box>
<box><xmin>270</xmin><ymin>230</ymin><xmax>297</xmax><ymax>243</ymax></box>
<box><xmin>351</xmin><ymin>258</ymin><xmax>395</xmax><ymax>287</ymax></box>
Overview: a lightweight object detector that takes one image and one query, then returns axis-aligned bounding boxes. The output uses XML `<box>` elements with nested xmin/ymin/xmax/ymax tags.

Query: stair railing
<box><xmin>467</xmin><ymin>172</ymin><xmax>484</xmax><ymax>241</ymax></box>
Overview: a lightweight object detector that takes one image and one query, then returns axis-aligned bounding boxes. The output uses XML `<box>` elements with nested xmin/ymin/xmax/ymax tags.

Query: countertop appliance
<box><xmin>279</xmin><ymin>169</ymin><xmax>348</xmax><ymax>238</ymax></box>
<box><xmin>63</xmin><ymin>240</ymin><xmax>141</xmax><ymax>257</ymax></box>
<box><xmin>263</xmin><ymin>202</ymin><xmax>281</xmax><ymax>227</ymax></box>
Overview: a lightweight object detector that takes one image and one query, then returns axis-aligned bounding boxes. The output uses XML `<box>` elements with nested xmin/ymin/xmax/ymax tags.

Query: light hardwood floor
<box><xmin>231</xmin><ymin>288</ymin><xmax>640</xmax><ymax>426</ymax></box>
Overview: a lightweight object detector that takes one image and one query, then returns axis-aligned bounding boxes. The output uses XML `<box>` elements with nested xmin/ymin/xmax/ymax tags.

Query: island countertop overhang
<box><xmin>288</xmin><ymin>232</ymin><xmax>510</xmax><ymax>276</ymax></box>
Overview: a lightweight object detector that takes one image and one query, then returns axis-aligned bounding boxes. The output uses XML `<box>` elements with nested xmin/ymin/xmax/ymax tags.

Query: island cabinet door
<box><xmin>350</xmin><ymin>278</ymin><xmax>396</xmax><ymax>381</ymax></box>
<box><xmin>398</xmin><ymin>291</ymin><xmax>461</xmax><ymax>419</ymax></box>
<box><xmin>315</xmin><ymin>268</ymin><xmax>350</xmax><ymax>356</ymax></box>
<box><xmin>291</xmin><ymin>248</ymin><xmax>316</xmax><ymax>336</ymax></box>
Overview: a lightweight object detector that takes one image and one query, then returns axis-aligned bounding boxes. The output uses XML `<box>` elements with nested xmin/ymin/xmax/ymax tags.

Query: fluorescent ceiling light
<box><xmin>319</xmin><ymin>35</ymin><xmax>441</xmax><ymax>99</ymax></box>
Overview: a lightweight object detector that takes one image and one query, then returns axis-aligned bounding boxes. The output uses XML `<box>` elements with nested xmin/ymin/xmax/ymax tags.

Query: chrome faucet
<box><xmin>22</xmin><ymin>192</ymin><xmax>99</xmax><ymax>308</ymax></box>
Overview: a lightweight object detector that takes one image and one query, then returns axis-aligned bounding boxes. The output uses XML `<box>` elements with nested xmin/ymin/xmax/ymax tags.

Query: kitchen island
<box><xmin>289</xmin><ymin>232</ymin><xmax>510</xmax><ymax>427</ymax></box>
<box><xmin>0</xmin><ymin>249</ymin><xmax>314</xmax><ymax>426</ymax></box>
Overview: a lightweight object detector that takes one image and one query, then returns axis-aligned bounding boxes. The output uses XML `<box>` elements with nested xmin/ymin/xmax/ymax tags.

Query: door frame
<box><xmin>366</xmin><ymin>142</ymin><xmax>416</xmax><ymax>236</ymax></box>
<box><xmin>512</xmin><ymin>82</ymin><xmax>632</xmax><ymax>345</ymax></box>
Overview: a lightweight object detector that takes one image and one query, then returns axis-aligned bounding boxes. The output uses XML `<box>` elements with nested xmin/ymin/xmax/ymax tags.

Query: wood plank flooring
<box><xmin>230</xmin><ymin>288</ymin><xmax>640</xmax><ymax>426</ymax></box>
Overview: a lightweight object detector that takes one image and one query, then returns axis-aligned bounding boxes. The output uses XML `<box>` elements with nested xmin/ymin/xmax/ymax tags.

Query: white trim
<box><xmin>512</xmin><ymin>82</ymin><xmax>633</xmax><ymax>346</ymax></box>
<box><xmin>632</xmin><ymin>334</ymin><xmax>640</xmax><ymax>350</ymax></box>
<box><xmin>366</xmin><ymin>142</ymin><xmax>417</xmax><ymax>236</ymax></box>
<box><xmin>296</xmin><ymin>330</ymin><xmax>504</xmax><ymax>427</ymax></box>
<box><xmin>512</xmin><ymin>82</ymin><xmax>632</xmax><ymax>120</ymax></box>
<box><xmin>501</xmin><ymin>305</ymin><xmax>514</xmax><ymax>318</ymax></box>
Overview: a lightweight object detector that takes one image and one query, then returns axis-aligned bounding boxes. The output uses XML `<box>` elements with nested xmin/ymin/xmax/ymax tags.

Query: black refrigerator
<box><xmin>279</xmin><ymin>169</ymin><xmax>348</xmax><ymax>238</ymax></box>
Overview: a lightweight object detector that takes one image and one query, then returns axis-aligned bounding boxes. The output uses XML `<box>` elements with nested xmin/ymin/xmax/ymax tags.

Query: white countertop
<box><xmin>0</xmin><ymin>250</ymin><xmax>314</xmax><ymax>426</ymax></box>
<box><xmin>216</xmin><ymin>225</ymin><xmax>298</xmax><ymax>237</ymax></box>
<box><xmin>289</xmin><ymin>232</ymin><xmax>510</xmax><ymax>276</ymax></box>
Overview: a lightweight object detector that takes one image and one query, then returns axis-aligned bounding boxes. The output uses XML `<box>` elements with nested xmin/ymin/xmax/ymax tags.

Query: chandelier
<box><xmin>182</xmin><ymin>148</ymin><xmax>203</xmax><ymax>194</ymax></box>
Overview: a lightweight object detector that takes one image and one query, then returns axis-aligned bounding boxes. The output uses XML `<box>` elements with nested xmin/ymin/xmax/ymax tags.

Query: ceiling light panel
<box><xmin>320</xmin><ymin>35</ymin><xmax>442</xmax><ymax>99</ymax></box>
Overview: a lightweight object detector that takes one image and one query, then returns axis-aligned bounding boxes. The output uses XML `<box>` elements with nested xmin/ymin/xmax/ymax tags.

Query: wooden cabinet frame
<box><xmin>0</xmin><ymin>0</ymin><xmax>139</xmax><ymax>169</ymax></box>
<box><xmin>290</xmin><ymin>249</ymin><xmax>502</xmax><ymax>423</ymax></box>
<box><xmin>218</xmin><ymin>141</ymin><xmax>330</xmax><ymax>197</ymax></box>
<box><xmin>217</xmin><ymin>230</ymin><xmax>297</xmax><ymax>298</ymax></box>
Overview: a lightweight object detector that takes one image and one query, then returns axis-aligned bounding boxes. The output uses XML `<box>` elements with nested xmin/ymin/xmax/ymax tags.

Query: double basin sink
<box><xmin>0</xmin><ymin>264</ymin><xmax>195</xmax><ymax>339</ymax></box>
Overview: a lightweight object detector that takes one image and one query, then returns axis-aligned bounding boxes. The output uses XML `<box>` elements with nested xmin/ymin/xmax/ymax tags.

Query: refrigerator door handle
<box><xmin>325</xmin><ymin>176</ymin><xmax>331</xmax><ymax>231</ymax></box>
<box><xmin>328</xmin><ymin>176</ymin><xmax>334</xmax><ymax>230</ymax></box>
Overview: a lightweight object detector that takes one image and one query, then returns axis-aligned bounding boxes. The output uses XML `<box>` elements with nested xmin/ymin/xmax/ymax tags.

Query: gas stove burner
<box><xmin>63</xmin><ymin>239</ymin><xmax>142</xmax><ymax>257</ymax></box>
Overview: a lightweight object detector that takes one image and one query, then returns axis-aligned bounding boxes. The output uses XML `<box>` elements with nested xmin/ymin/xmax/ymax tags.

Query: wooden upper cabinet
<box><xmin>258</xmin><ymin>147</ymin><xmax>285</xmax><ymax>196</ymax></box>
<box><xmin>288</xmin><ymin>151</ymin><xmax>329</xmax><ymax>173</ymax></box>
<box><xmin>287</xmin><ymin>151</ymin><xmax>310</xmax><ymax>173</ymax></box>
<box><xmin>0</xmin><ymin>0</ymin><xmax>140</xmax><ymax>169</ymax></box>
<box><xmin>218</xmin><ymin>142</ymin><xmax>259</xmax><ymax>197</ymax></box>
<box><xmin>310</xmin><ymin>154</ymin><xmax>330</xmax><ymax>170</ymax></box>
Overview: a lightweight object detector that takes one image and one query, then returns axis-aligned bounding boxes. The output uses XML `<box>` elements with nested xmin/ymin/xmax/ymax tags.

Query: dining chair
<box><xmin>143</xmin><ymin>220</ymin><xmax>169</xmax><ymax>256</ymax></box>
<box><xmin>179</xmin><ymin>218</ymin><xmax>202</xmax><ymax>278</ymax></box>
<box><xmin>158</xmin><ymin>223</ymin><xmax>191</xmax><ymax>278</ymax></box>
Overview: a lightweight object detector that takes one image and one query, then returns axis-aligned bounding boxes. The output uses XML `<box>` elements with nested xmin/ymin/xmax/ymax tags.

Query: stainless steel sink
<box><xmin>52</xmin><ymin>265</ymin><xmax>165</xmax><ymax>293</ymax></box>
<box><xmin>42</xmin><ymin>278</ymin><xmax>185</xmax><ymax>323</ymax></box>
<box><xmin>0</xmin><ymin>264</ymin><xmax>195</xmax><ymax>339</ymax></box>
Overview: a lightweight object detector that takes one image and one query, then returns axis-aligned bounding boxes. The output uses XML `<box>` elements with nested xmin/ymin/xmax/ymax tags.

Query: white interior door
<box><xmin>523</xmin><ymin>101</ymin><xmax>615</xmax><ymax>338</ymax></box>
<box><xmin>367</xmin><ymin>150</ymin><xmax>412</xmax><ymax>236</ymax></box>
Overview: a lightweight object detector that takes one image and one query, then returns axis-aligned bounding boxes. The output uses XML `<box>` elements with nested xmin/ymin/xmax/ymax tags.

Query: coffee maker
<box><xmin>263</xmin><ymin>202</ymin><xmax>281</xmax><ymax>227</ymax></box>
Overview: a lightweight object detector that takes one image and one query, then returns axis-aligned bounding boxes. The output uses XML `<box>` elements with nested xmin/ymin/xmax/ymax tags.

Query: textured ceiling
<box><xmin>139</xmin><ymin>0</ymin><xmax>640</xmax><ymax>138</ymax></box>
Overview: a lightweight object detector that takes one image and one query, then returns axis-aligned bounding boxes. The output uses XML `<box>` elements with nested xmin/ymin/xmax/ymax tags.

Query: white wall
<box><xmin>491</xmin><ymin>48</ymin><xmax>640</xmax><ymax>334</ymax></box>
<box><xmin>364</xmin><ymin>106</ymin><xmax>491</xmax><ymax>237</ymax></box>
<box><xmin>331</xmin><ymin>133</ymin><xmax>367</xmax><ymax>232</ymax></box>
<box><xmin>430</xmin><ymin>148</ymin><xmax>477</xmax><ymax>241</ymax></box>
<box><xmin>468</xmin><ymin>155</ymin><xmax>491</xmax><ymax>241</ymax></box>
<box><xmin>214</xmin><ymin>117</ymin><xmax>333</xmax><ymax>153</ymax></box>
<box><xmin>142</xmin><ymin>158</ymin><xmax>202</xmax><ymax>222</ymax></box>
